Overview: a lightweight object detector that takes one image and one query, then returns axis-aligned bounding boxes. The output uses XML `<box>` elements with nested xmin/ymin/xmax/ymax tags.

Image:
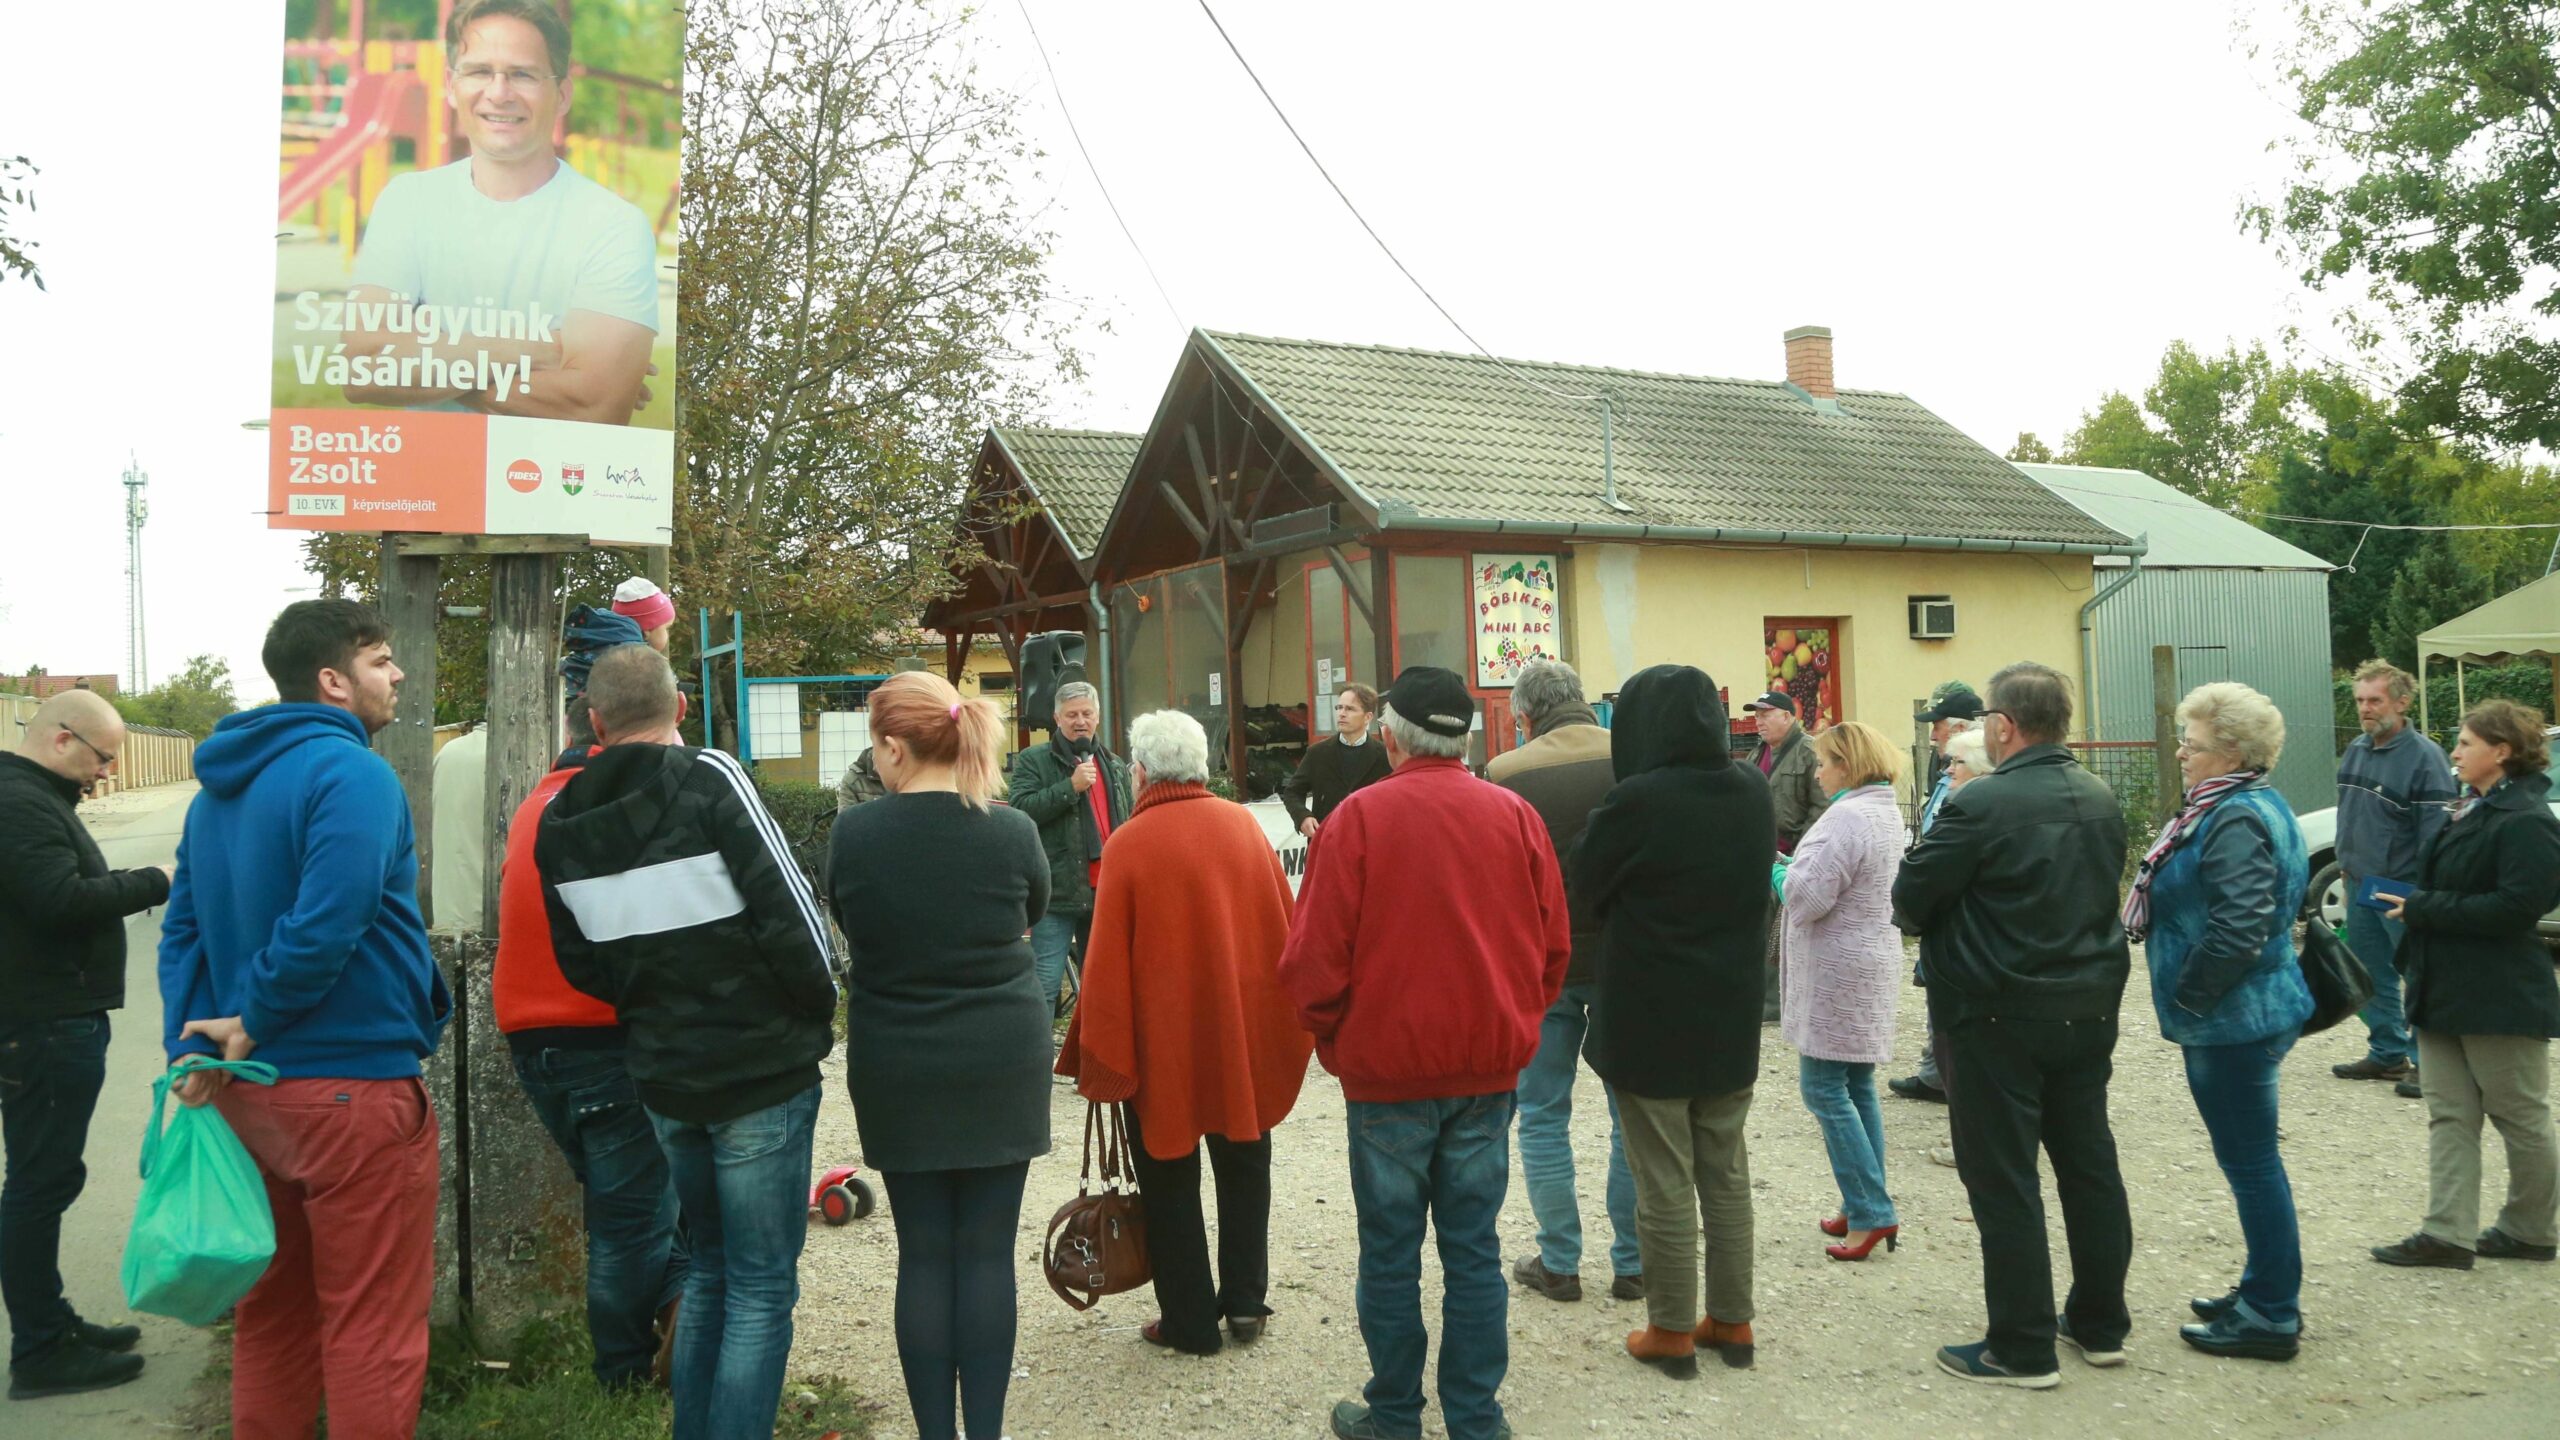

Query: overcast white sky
<box><xmin>0</xmin><ymin>0</ymin><xmax>2335</xmax><ymax>704</ymax></box>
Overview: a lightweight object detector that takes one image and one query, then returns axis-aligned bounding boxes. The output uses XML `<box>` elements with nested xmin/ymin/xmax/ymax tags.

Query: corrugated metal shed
<box><xmin>2018</xmin><ymin>464</ymin><xmax>2338</xmax><ymax>814</ymax></box>
<box><xmin>2018</xmin><ymin>463</ymin><xmax>2330</xmax><ymax>570</ymax></box>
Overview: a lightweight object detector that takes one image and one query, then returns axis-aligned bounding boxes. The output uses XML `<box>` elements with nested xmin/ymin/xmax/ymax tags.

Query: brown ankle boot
<box><xmin>1625</xmin><ymin>1324</ymin><xmax>1699</xmax><ymax>1380</ymax></box>
<box><xmin>1693</xmin><ymin>1317</ymin><xmax>1755</xmax><ymax>1369</ymax></box>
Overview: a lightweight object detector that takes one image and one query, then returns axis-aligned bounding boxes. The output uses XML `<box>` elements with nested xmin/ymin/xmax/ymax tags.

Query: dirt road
<box><xmin>788</xmin><ymin>953</ymin><xmax>2559</xmax><ymax>1439</ymax></box>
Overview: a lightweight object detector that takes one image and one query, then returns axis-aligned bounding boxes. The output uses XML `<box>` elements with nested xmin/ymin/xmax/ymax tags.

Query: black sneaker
<box><xmin>72</xmin><ymin>1320</ymin><xmax>140</xmax><ymax>1354</ymax></box>
<box><xmin>2478</xmin><ymin>1227</ymin><xmax>2559</xmax><ymax>1262</ymax></box>
<box><xmin>2054</xmin><ymin>1315</ymin><xmax>2124</xmax><ymax>1367</ymax></box>
<box><xmin>2189</xmin><ymin>1291</ymin><xmax>2239</xmax><ymax>1321</ymax></box>
<box><xmin>2372</xmin><ymin>1232</ymin><xmax>2475</xmax><ymax>1269</ymax></box>
<box><xmin>1610</xmin><ymin>1272</ymin><xmax>1646</xmax><ymax>1300</ymax></box>
<box><xmin>2179</xmin><ymin>1312</ymin><xmax>2299</xmax><ymax>1362</ymax></box>
<box><xmin>1510</xmin><ymin>1254</ymin><xmax>1582</xmax><ymax>1302</ymax></box>
<box><xmin>1935</xmin><ymin>1340</ymin><xmax>2059</xmax><ymax>1389</ymax></box>
<box><xmin>2332</xmin><ymin>1055</ymin><xmax>2412</xmax><ymax>1081</ymax></box>
<box><xmin>8</xmin><ymin>1341</ymin><xmax>145</xmax><ymax>1401</ymax></box>
<box><xmin>1330</xmin><ymin>1401</ymin><xmax>1424</xmax><ymax>1440</ymax></box>
<box><xmin>1888</xmin><ymin>1074</ymin><xmax>1949</xmax><ymax>1103</ymax></box>
<box><xmin>2396</xmin><ymin>1077</ymin><xmax>2425</xmax><ymax>1099</ymax></box>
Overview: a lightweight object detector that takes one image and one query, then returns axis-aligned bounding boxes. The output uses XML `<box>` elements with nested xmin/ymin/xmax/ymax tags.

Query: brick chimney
<box><xmin>1784</xmin><ymin>325</ymin><xmax>1835</xmax><ymax>399</ymax></box>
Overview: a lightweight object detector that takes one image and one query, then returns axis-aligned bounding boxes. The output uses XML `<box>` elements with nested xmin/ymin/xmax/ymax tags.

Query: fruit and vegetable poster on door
<box><xmin>1471</xmin><ymin>554</ymin><xmax>1561</xmax><ymax>687</ymax></box>
<box><xmin>1763</xmin><ymin>620</ymin><xmax>1841</xmax><ymax>730</ymax></box>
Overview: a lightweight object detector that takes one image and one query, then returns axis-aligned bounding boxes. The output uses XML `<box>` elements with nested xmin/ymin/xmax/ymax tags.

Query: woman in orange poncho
<box><xmin>1056</xmin><ymin>709</ymin><xmax>1311</xmax><ymax>1355</ymax></box>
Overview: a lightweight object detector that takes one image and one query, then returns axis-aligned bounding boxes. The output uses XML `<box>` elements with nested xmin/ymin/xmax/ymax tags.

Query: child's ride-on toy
<box><xmin>810</xmin><ymin>1165</ymin><xmax>876</xmax><ymax>1225</ymax></box>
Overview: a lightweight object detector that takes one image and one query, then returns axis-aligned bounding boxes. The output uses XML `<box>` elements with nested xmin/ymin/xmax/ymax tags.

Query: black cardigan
<box><xmin>1575</xmin><ymin>666</ymin><xmax>1774</xmax><ymax>1100</ymax></box>
<box><xmin>1279</xmin><ymin>734</ymin><xmax>1393</xmax><ymax>828</ymax></box>
<box><xmin>2399</xmin><ymin>770</ymin><xmax>2560</xmax><ymax>1039</ymax></box>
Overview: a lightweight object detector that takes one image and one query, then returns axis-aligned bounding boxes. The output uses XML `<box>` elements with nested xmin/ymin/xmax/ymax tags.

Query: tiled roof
<box><xmin>988</xmin><ymin>427</ymin><xmax>1141</xmax><ymax>559</ymax></box>
<box><xmin>1199</xmin><ymin>332</ymin><xmax>2138</xmax><ymax>551</ymax></box>
<box><xmin>2015</xmin><ymin>463</ymin><xmax>2330</xmax><ymax>570</ymax></box>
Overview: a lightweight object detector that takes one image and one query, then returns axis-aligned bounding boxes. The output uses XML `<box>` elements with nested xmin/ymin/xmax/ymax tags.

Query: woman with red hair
<box><xmin>828</xmin><ymin>672</ymin><xmax>1051</xmax><ymax>1440</ymax></box>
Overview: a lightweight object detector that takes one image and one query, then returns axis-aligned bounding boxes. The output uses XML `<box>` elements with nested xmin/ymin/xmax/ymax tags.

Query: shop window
<box><xmin>1393</xmin><ymin>554</ymin><xmax>1469</xmax><ymax>675</ymax></box>
<box><xmin>1165</xmin><ymin>563</ymin><xmax>1229</xmax><ymax>753</ymax></box>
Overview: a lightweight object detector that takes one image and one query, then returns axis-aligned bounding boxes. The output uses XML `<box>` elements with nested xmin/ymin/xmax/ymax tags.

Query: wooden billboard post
<box><xmin>384</xmin><ymin>531</ymin><xmax>584</xmax><ymax>1328</ymax></box>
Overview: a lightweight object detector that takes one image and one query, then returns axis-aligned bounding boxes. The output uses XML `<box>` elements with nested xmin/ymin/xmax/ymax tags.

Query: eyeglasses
<box><xmin>64</xmin><ymin>728</ymin><xmax>117</xmax><ymax>767</ymax></box>
<box><xmin>454</xmin><ymin>64</ymin><xmax>562</xmax><ymax>92</ymax></box>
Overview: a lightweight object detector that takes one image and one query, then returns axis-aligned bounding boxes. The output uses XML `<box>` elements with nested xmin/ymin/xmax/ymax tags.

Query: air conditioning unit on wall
<box><xmin>1909</xmin><ymin>595</ymin><xmax>1956</xmax><ymax>640</ymax></box>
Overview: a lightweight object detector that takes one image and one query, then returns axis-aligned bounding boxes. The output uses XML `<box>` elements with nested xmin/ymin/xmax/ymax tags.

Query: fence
<box><xmin>0</xmin><ymin>692</ymin><xmax>196</xmax><ymax>793</ymax></box>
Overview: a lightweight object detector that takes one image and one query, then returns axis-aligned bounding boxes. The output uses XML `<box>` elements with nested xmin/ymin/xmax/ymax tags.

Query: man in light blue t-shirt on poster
<box><xmin>339</xmin><ymin>0</ymin><xmax>660</xmax><ymax>425</ymax></box>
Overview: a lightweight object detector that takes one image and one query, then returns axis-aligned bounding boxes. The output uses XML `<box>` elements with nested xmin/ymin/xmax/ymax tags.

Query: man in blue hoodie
<box><xmin>158</xmin><ymin>599</ymin><xmax>451</xmax><ymax>1438</ymax></box>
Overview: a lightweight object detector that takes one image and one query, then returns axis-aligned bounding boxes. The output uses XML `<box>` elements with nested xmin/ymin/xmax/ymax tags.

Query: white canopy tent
<box><xmin>2416</xmin><ymin>569</ymin><xmax>2560</xmax><ymax>735</ymax></box>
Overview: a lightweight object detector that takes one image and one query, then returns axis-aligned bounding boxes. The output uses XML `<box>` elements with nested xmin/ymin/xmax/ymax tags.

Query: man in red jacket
<box><xmin>494</xmin><ymin>699</ymin><xmax>686</xmax><ymax>1390</ymax></box>
<box><xmin>1279</xmin><ymin>666</ymin><xmax>1569</xmax><ymax>1440</ymax></box>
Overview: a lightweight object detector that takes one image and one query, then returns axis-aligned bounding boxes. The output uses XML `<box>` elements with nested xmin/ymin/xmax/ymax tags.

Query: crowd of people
<box><xmin>4</xmin><ymin>594</ymin><xmax>2559</xmax><ymax>1440</ymax></box>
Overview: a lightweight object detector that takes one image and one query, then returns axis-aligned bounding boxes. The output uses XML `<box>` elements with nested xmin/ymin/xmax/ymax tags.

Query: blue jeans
<box><xmin>1029</xmin><ymin>912</ymin><xmax>1087</xmax><ymax>1018</ymax></box>
<box><xmin>649</xmin><ymin>1083</ymin><xmax>820</xmax><ymax>1440</ymax></box>
<box><xmin>514</xmin><ymin>1046</ymin><xmax>689</xmax><ymax>1387</ymax></box>
<box><xmin>1914</xmin><ymin>1011</ymin><xmax>1942</xmax><ymax>1087</ymax></box>
<box><xmin>2345</xmin><ymin>897</ymin><xmax>2412</xmax><ymax>1065</ymax></box>
<box><xmin>1798</xmin><ymin>1057</ymin><xmax>1897</xmax><ymax>1230</ymax></box>
<box><xmin>1345</xmin><ymin>1093</ymin><xmax>1514</xmax><ymax>1440</ymax></box>
<box><xmin>1515</xmin><ymin>985</ymin><xmax>1639</xmax><ymax>1278</ymax></box>
<box><xmin>0</xmin><ymin>1013</ymin><xmax>109</xmax><ymax>1364</ymax></box>
<box><xmin>2182</xmin><ymin>1032</ymin><xmax>2303</xmax><ymax>1330</ymax></box>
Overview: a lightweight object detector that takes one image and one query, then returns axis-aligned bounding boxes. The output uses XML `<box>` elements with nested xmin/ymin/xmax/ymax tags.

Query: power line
<box><xmin>1012</xmin><ymin>0</ymin><xmax>1185</xmax><ymax>329</ymax></box>
<box><xmin>2031</xmin><ymin>476</ymin><xmax>2560</xmax><ymax>532</ymax></box>
<box><xmin>1188</xmin><ymin>0</ymin><xmax>1604</xmax><ymax>408</ymax></box>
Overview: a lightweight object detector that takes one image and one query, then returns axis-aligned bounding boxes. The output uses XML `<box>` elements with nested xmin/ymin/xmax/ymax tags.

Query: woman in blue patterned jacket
<box><xmin>2124</xmin><ymin>682</ymin><xmax>2313</xmax><ymax>1364</ymax></box>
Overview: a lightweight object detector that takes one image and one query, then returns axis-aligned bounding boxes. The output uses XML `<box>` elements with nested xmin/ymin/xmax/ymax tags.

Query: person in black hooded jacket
<box><xmin>1575</xmin><ymin>665</ymin><xmax>1774</xmax><ymax>1381</ymax></box>
<box><xmin>534</xmin><ymin>645</ymin><xmax>837</xmax><ymax>1440</ymax></box>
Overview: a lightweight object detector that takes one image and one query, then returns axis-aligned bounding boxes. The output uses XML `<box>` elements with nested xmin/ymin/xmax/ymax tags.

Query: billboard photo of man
<box><xmin>337</xmin><ymin>0</ymin><xmax>658</xmax><ymax>425</ymax></box>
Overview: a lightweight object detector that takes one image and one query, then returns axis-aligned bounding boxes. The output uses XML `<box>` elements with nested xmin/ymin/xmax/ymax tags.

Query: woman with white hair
<box><xmin>2123</xmin><ymin>682</ymin><xmax>2312</xmax><ymax>1362</ymax></box>
<box><xmin>1057</xmin><ymin>710</ymin><xmax>1312</xmax><ymax>1354</ymax></box>
<box><xmin>1915</xmin><ymin>723</ymin><xmax>1992</xmax><ymax>1169</ymax></box>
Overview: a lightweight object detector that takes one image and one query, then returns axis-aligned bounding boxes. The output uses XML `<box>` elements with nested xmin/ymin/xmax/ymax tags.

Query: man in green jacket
<box><xmin>1745</xmin><ymin>690</ymin><xmax>1830</xmax><ymax>1022</ymax></box>
<box><xmin>1004</xmin><ymin>681</ymin><xmax>1133</xmax><ymax>1016</ymax></box>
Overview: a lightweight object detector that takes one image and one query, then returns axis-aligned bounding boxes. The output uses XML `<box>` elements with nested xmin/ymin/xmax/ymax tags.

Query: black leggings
<box><xmin>881</xmin><ymin>1163</ymin><xmax>1031</xmax><ymax>1440</ymax></box>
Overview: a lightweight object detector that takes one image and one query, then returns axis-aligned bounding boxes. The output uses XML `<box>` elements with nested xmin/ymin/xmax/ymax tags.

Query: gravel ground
<box><xmin>790</xmin><ymin>950</ymin><xmax>2560</xmax><ymax>1439</ymax></box>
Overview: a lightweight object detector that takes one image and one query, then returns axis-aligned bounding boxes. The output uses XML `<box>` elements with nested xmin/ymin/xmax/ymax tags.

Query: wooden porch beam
<box><xmin>1157</xmin><ymin>481</ymin><xmax>1211</xmax><ymax>547</ymax></box>
<box><xmin>1326</xmin><ymin>544</ymin><xmax>1376</xmax><ymax>630</ymax></box>
<box><xmin>1228</xmin><ymin>556</ymin><xmax>1272</xmax><ymax>652</ymax></box>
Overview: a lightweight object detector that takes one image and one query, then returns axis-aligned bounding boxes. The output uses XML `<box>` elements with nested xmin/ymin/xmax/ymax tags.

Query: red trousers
<box><xmin>214</xmin><ymin>1077</ymin><xmax>440</xmax><ymax>1440</ymax></box>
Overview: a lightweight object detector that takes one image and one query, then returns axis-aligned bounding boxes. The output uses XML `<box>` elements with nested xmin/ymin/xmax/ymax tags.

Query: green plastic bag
<box><xmin>121</xmin><ymin>1060</ymin><xmax>280</xmax><ymax>1326</ymax></box>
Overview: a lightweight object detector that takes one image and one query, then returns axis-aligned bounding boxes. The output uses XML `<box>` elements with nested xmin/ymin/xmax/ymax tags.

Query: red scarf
<box><xmin>1085</xmin><ymin>772</ymin><xmax>1118</xmax><ymax>886</ymax></box>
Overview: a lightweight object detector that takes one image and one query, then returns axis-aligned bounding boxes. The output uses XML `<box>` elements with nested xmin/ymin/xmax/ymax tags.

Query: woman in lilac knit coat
<box><xmin>1777</xmin><ymin>722</ymin><xmax>1911</xmax><ymax>1261</ymax></box>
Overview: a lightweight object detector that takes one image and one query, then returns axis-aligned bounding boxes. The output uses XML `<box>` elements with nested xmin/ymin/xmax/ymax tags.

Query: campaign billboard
<box><xmin>269</xmin><ymin>0</ymin><xmax>678</xmax><ymax>545</ymax></box>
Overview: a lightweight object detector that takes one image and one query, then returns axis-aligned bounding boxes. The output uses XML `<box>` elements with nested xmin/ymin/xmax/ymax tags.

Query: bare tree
<box><xmin>680</xmin><ymin>0</ymin><xmax>1083</xmax><ymax>677</ymax></box>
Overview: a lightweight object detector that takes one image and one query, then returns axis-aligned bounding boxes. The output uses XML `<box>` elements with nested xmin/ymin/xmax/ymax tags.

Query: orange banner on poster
<box><xmin>267</xmin><ymin>410</ymin><xmax>488</xmax><ymax>533</ymax></box>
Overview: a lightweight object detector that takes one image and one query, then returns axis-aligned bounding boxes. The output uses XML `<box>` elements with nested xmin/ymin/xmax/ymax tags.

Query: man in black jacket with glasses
<box><xmin>0</xmin><ymin>690</ymin><xmax>170</xmax><ymax>1400</ymax></box>
<box><xmin>1894</xmin><ymin>661</ymin><xmax>2131</xmax><ymax>1392</ymax></box>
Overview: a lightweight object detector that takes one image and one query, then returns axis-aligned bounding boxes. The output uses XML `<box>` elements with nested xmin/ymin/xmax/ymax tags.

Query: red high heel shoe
<box><xmin>1819</xmin><ymin>1215</ymin><xmax>1848</xmax><ymax>1238</ymax></box>
<box><xmin>1825</xmin><ymin>1225</ymin><xmax>1900</xmax><ymax>1261</ymax></box>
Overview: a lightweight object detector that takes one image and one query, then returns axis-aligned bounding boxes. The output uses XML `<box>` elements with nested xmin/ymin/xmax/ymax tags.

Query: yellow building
<box><xmin>933</xmin><ymin>327</ymin><xmax>2144</xmax><ymax>805</ymax></box>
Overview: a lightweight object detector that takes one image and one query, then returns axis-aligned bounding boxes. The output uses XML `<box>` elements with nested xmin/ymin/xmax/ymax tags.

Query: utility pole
<box><xmin>123</xmin><ymin>454</ymin><xmax>149</xmax><ymax>691</ymax></box>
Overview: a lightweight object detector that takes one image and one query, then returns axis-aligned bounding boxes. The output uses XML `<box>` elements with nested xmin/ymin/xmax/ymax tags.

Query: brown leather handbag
<box><xmin>1042</xmin><ymin>1102</ymin><xmax>1151</xmax><ymax>1311</ymax></box>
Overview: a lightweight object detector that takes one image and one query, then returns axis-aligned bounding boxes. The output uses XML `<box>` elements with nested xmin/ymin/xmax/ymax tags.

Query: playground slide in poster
<box><xmin>269</xmin><ymin>0</ymin><xmax>678</xmax><ymax>544</ymax></box>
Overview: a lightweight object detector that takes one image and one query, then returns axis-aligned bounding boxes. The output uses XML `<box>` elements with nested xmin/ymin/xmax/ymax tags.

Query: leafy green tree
<box><xmin>2251</xmin><ymin>0</ymin><xmax>2560</xmax><ymax>448</ymax></box>
<box><xmin>2061</xmin><ymin>342</ymin><xmax>2305</xmax><ymax>510</ymax></box>
<box><xmin>2005</xmin><ymin>433</ymin><xmax>2054</xmax><ymax>463</ymax></box>
<box><xmin>113</xmin><ymin>654</ymin><xmax>239</xmax><ymax>739</ymax></box>
<box><xmin>2372</xmin><ymin>534</ymin><xmax>2495</xmax><ymax>672</ymax></box>
<box><xmin>0</xmin><ymin>156</ymin><xmax>39</xmax><ymax>291</ymax></box>
<box><xmin>2260</xmin><ymin>371</ymin><xmax>2482</xmax><ymax>666</ymax></box>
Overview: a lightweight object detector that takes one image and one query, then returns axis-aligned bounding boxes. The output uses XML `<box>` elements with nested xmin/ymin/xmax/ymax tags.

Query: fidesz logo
<box><xmin>561</xmin><ymin>463</ymin><xmax>586</xmax><ymax>496</ymax></box>
<box><xmin>505</xmin><ymin>458</ymin><xmax>542</xmax><ymax>494</ymax></box>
